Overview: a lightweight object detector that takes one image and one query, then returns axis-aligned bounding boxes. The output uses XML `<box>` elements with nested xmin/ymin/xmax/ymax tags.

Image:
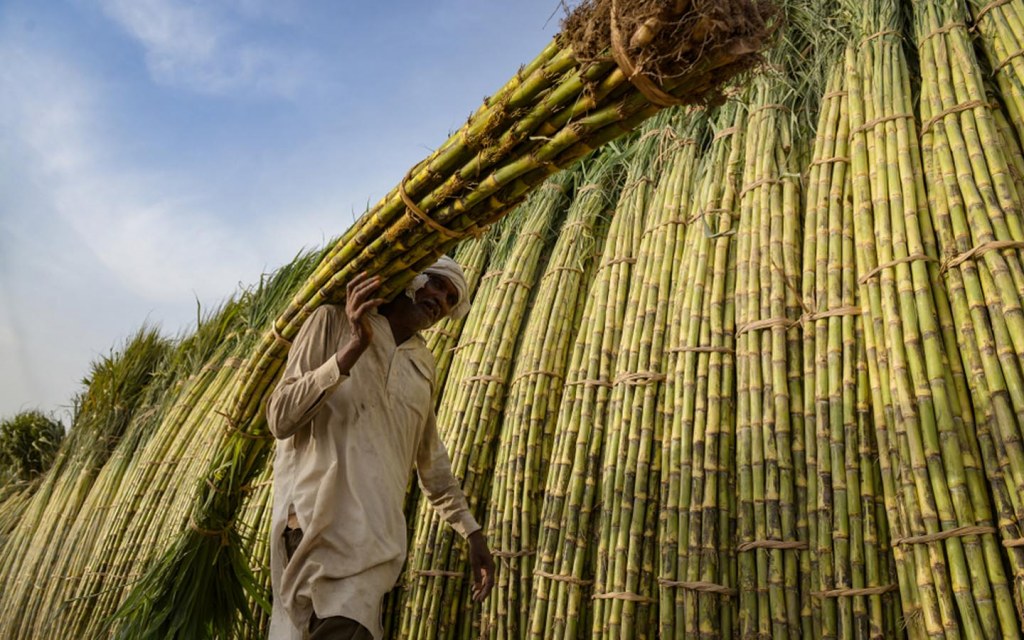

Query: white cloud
<box><xmin>97</xmin><ymin>0</ymin><xmax>314</xmax><ymax>97</ymax></box>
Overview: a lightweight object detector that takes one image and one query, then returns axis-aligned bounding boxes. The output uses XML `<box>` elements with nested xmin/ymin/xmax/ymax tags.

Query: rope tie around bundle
<box><xmin>851</xmin><ymin>113</ymin><xmax>916</xmax><ymax>135</ymax></box>
<box><xmin>860</xmin><ymin>29</ymin><xmax>901</xmax><ymax>45</ymax></box>
<box><xmin>400</xmin><ymin>174</ymin><xmax>484</xmax><ymax>240</ymax></box>
<box><xmin>591</xmin><ymin>591</ymin><xmax>656</xmax><ymax>604</ymax></box>
<box><xmin>509</xmin><ymin>369</ymin><xmax>565</xmax><ymax>386</ymax></box>
<box><xmin>972</xmin><ymin>0</ymin><xmax>1015</xmax><ymax>26</ymax></box>
<box><xmin>919</xmin><ymin>22</ymin><xmax>967</xmax><ymax>44</ymax></box>
<box><xmin>811</xmin><ymin>584</ymin><xmax>900</xmax><ymax>598</ymax></box>
<box><xmin>411</xmin><ymin>570</ymin><xmax>463</xmax><ymax>579</ymax></box>
<box><xmin>735</xmin><ymin>317</ymin><xmax>799</xmax><ymax>336</ymax></box>
<box><xmin>533</xmin><ymin>570</ymin><xmax>594</xmax><ymax>586</ymax></box>
<box><xmin>462</xmin><ymin>374</ymin><xmax>506</xmax><ymax>385</ymax></box>
<box><xmin>713</xmin><ymin>126</ymin><xmax>740</xmax><ymax>141</ymax></box>
<box><xmin>736</xmin><ymin>539</ymin><xmax>809</xmax><ymax>552</ymax></box>
<box><xmin>657</xmin><ymin>578</ymin><xmax>738</xmax><ymax>597</ymax></box>
<box><xmin>613</xmin><ymin>371</ymin><xmax>667</xmax><ymax>386</ymax></box>
<box><xmin>799</xmin><ymin>306</ymin><xmax>863</xmax><ymax>324</ymax></box>
<box><xmin>857</xmin><ymin>253</ymin><xmax>939</xmax><ymax>284</ymax></box>
<box><xmin>810</xmin><ymin>155</ymin><xmax>850</xmax><ymax>167</ymax></box>
<box><xmin>891</xmin><ymin>525</ymin><xmax>997</xmax><ymax>547</ymax></box>
<box><xmin>994</xmin><ymin>47</ymin><xmax>1024</xmax><ymax>74</ymax></box>
<box><xmin>940</xmin><ymin>240</ymin><xmax>1024</xmax><ymax>272</ymax></box>
<box><xmin>920</xmin><ymin>99</ymin><xmax>988</xmax><ymax>135</ymax></box>
<box><xmin>564</xmin><ymin>378</ymin><xmax>614</xmax><ymax>388</ymax></box>
<box><xmin>271</xmin><ymin>326</ymin><xmax>292</xmax><ymax>347</ymax></box>
<box><xmin>491</xmin><ymin>548</ymin><xmax>537</xmax><ymax>559</ymax></box>
<box><xmin>669</xmin><ymin>345</ymin><xmax>736</xmax><ymax>355</ymax></box>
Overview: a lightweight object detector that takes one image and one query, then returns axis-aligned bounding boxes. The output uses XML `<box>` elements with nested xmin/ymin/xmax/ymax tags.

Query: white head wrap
<box><xmin>404</xmin><ymin>255</ymin><xmax>471</xmax><ymax>320</ymax></box>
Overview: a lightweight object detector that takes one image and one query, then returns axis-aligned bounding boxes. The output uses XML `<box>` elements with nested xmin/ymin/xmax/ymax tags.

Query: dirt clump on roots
<box><xmin>563</xmin><ymin>0</ymin><xmax>775</xmax><ymax>105</ymax></box>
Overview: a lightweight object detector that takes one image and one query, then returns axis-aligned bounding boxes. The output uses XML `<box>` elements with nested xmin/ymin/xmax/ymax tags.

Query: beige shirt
<box><xmin>266</xmin><ymin>305</ymin><xmax>480</xmax><ymax>640</ymax></box>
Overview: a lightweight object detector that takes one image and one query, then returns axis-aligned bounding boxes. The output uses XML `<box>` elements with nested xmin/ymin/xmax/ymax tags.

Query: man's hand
<box><xmin>335</xmin><ymin>272</ymin><xmax>385</xmax><ymax>374</ymax></box>
<box><xmin>468</xmin><ymin>530</ymin><xmax>494</xmax><ymax>603</ymax></box>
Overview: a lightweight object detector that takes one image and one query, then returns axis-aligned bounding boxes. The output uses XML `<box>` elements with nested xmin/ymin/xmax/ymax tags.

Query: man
<box><xmin>266</xmin><ymin>256</ymin><xmax>494</xmax><ymax>640</ymax></box>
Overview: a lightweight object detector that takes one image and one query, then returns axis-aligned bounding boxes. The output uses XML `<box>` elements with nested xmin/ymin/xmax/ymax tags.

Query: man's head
<box><xmin>378</xmin><ymin>256</ymin><xmax>470</xmax><ymax>338</ymax></box>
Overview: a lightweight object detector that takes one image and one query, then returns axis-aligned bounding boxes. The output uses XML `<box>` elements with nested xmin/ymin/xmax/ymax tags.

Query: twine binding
<box><xmin>892</xmin><ymin>525</ymin><xmax>997</xmax><ymax>546</ymax></box>
<box><xmin>614</xmin><ymin>371</ymin><xmax>667</xmax><ymax>386</ymax></box>
<box><xmin>188</xmin><ymin>516</ymin><xmax>231</xmax><ymax>546</ymax></box>
<box><xmin>492</xmin><ymin>548</ymin><xmax>536</xmax><ymax>559</ymax></box>
<box><xmin>851</xmin><ymin>113</ymin><xmax>915</xmax><ymax>135</ymax></box>
<box><xmin>995</xmin><ymin>48</ymin><xmax>1024</xmax><ymax>74</ymax></box>
<box><xmin>858</xmin><ymin>253</ymin><xmax>938</xmax><ymax>284</ymax></box>
<box><xmin>564</xmin><ymin>378</ymin><xmax>614</xmax><ymax>389</ymax></box>
<box><xmin>534</xmin><ymin>570</ymin><xmax>594</xmax><ymax>586</ymax></box>
<box><xmin>511</xmin><ymin>369</ymin><xmax>565</xmax><ymax>386</ymax></box>
<box><xmin>712</xmin><ymin>126</ymin><xmax>740</xmax><ymax>142</ymax></box>
<box><xmin>400</xmin><ymin>174</ymin><xmax>481</xmax><ymax>240</ymax></box>
<box><xmin>810</xmin><ymin>156</ymin><xmax>850</xmax><ymax>167</ymax></box>
<box><xmin>800</xmin><ymin>306</ymin><xmax>863</xmax><ymax>324</ymax></box>
<box><xmin>919</xmin><ymin>22</ymin><xmax>966</xmax><ymax>44</ymax></box>
<box><xmin>736</xmin><ymin>317</ymin><xmax>799</xmax><ymax>336</ymax></box>
<box><xmin>271</xmin><ymin>325</ymin><xmax>291</xmax><ymax>347</ymax></box>
<box><xmin>941</xmin><ymin>240</ymin><xmax>1024</xmax><ymax>272</ymax></box>
<box><xmin>670</xmin><ymin>346</ymin><xmax>736</xmax><ymax>355</ymax></box>
<box><xmin>1003</xmin><ymin>538</ymin><xmax>1024</xmax><ymax>548</ymax></box>
<box><xmin>463</xmin><ymin>375</ymin><xmax>505</xmax><ymax>385</ymax></box>
<box><xmin>920</xmin><ymin>99</ymin><xmax>987</xmax><ymax>135</ymax></box>
<box><xmin>739</xmin><ymin>177</ymin><xmax>783</xmax><ymax>199</ymax></box>
<box><xmin>592</xmin><ymin>592</ymin><xmax>656</xmax><ymax>604</ymax></box>
<box><xmin>658</xmin><ymin>578</ymin><xmax>737</xmax><ymax>597</ymax></box>
<box><xmin>737</xmin><ymin>540</ymin><xmax>809</xmax><ymax>552</ymax></box>
<box><xmin>861</xmin><ymin>29</ymin><xmax>901</xmax><ymax>45</ymax></box>
<box><xmin>811</xmin><ymin>584</ymin><xmax>899</xmax><ymax>598</ymax></box>
<box><xmin>412</xmin><ymin>570</ymin><xmax>463</xmax><ymax>578</ymax></box>
<box><xmin>973</xmin><ymin>0</ymin><xmax>1014</xmax><ymax>26</ymax></box>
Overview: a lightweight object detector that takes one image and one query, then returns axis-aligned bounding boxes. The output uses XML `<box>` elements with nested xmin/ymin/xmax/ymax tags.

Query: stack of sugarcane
<box><xmin>103</xmin><ymin>4</ymin><xmax>772</xmax><ymax>635</ymax></box>
<box><xmin>424</xmin><ymin>235</ymin><xmax>495</xmax><ymax>398</ymax></box>
<box><xmin>733</xmin><ymin>68</ymin><xmax>807</xmax><ymax>638</ymax></box>
<box><xmin>16</xmin><ymin>253</ymin><xmax>321</xmax><ymax>640</ymax></box>
<box><xmin>966</xmin><ymin>0</ymin><xmax>1024</xmax><ymax>146</ymax></box>
<box><xmin>0</xmin><ymin>410</ymin><xmax>63</xmax><ymax>545</ymax></box>
<box><xmin>913</xmin><ymin>0</ymin><xmax>1024</xmax><ymax>617</ymax></box>
<box><xmin>656</xmin><ymin>100</ymin><xmax>743</xmax><ymax>640</ymax></box>
<box><xmin>398</xmin><ymin>175</ymin><xmax>572</xmax><ymax>640</ymax></box>
<box><xmin>800</xmin><ymin>56</ymin><xmax>903</xmax><ymax>639</ymax></box>
<box><xmin>0</xmin><ymin>328</ymin><xmax>171</xmax><ymax>639</ymax></box>
<box><xmin>526</xmin><ymin>120</ymin><xmax>667</xmax><ymax>640</ymax></box>
<box><xmin>479</xmin><ymin>147</ymin><xmax>620</xmax><ymax>640</ymax></box>
<box><xmin>588</xmin><ymin>111</ymin><xmax>707</xmax><ymax>640</ymax></box>
<box><xmin>846</xmin><ymin>0</ymin><xmax>1020</xmax><ymax>635</ymax></box>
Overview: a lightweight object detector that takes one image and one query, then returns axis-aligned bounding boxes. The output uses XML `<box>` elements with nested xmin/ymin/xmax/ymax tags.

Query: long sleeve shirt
<box><xmin>265</xmin><ymin>305</ymin><xmax>480</xmax><ymax>640</ymax></box>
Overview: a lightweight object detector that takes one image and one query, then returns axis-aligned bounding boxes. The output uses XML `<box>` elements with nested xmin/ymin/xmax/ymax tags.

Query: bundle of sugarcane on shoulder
<box><xmin>99</xmin><ymin>2</ymin><xmax>774</xmax><ymax>639</ymax></box>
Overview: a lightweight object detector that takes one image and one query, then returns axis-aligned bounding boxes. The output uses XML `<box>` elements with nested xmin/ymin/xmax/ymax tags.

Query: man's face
<box><xmin>410</xmin><ymin>273</ymin><xmax>460</xmax><ymax>329</ymax></box>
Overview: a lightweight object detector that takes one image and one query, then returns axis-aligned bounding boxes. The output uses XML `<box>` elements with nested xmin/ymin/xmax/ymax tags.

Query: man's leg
<box><xmin>282</xmin><ymin>526</ymin><xmax>374</xmax><ymax>640</ymax></box>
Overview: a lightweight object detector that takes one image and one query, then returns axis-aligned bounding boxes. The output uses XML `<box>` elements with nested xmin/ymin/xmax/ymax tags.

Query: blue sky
<box><xmin>0</xmin><ymin>0</ymin><xmax>562</xmax><ymax>420</ymax></box>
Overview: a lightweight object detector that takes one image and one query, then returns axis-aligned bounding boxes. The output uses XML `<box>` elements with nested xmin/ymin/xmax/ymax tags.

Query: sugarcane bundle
<box><xmin>527</xmin><ymin>119</ymin><xmax>674</xmax><ymax>640</ymax></box>
<box><xmin>424</xmin><ymin>234</ymin><xmax>495</xmax><ymax>398</ymax></box>
<box><xmin>27</xmin><ymin>253</ymin><xmax>322</xmax><ymax>640</ymax></box>
<box><xmin>479</xmin><ymin>148</ymin><xmax>620</xmax><ymax>640</ymax></box>
<box><xmin>398</xmin><ymin>177</ymin><xmax>571</xmax><ymax>640</ymax></box>
<box><xmin>656</xmin><ymin>100</ymin><xmax>742</xmax><ymax>640</ymax></box>
<box><xmin>0</xmin><ymin>410</ymin><xmax>64</xmax><ymax>549</ymax></box>
<box><xmin>800</xmin><ymin>60</ymin><xmax>903</xmax><ymax>640</ymax></box>
<box><xmin>733</xmin><ymin>68</ymin><xmax>807</xmax><ymax>639</ymax></box>
<box><xmin>966</xmin><ymin>0</ymin><xmax>1024</xmax><ymax>146</ymax></box>
<box><xmin>912</xmin><ymin>0</ymin><xmax>1024</xmax><ymax>620</ymax></box>
<box><xmin>233</xmin><ymin>461</ymin><xmax>275</xmax><ymax>639</ymax></box>
<box><xmin>846</xmin><ymin>0</ymin><xmax>1019</xmax><ymax>635</ymax></box>
<box><xmin>0</xmin><ymin>328</ymin><xmax>171</xmax><ymax>638</ymax></box>
<box><xmin>107</xmin><ymin>5</ymin><xmax>772</xmax><ymax>635</ymax></box>
<box><xmin>586</xmin><ymin>111</ymin><xmax>707</xmax><ymax>640</ymax></box>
